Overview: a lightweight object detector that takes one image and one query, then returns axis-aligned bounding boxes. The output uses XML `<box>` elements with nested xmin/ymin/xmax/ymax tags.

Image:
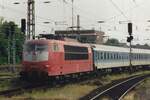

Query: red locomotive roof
<box><xmin>25</xmin><ymin>39</ymin><xmax>90</xmax><ymax>48</ymax></box>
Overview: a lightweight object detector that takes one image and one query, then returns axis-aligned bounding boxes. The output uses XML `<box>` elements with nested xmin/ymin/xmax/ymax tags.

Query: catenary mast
<box><xmin>27</xmin><ymin>0</ymin><xmax>35</xmax><ymax>40</ymax></box>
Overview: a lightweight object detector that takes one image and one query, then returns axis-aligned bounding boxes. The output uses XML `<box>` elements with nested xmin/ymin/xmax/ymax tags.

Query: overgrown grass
<box><xmin>1</xmin><ymin>70</ymin><xmax>150</xmax><ymax>100</ymax></box>
<box><xmin>11</xmin><ymin>84</ymin><xmax>97</xmax><ymax>100</ymax></box>
<box><xmin>0</xmin><ymin>80</ymin><xmax>12</xmax><ymax>91</ymax></box>
<box><xmin>0</xmin><ymin>72</ymin><xmax>15</xmax><ymax>77</ymax></box>
<box><xmin>0</xmin><ymin>72</ymin><xmax>20</xmax><ymax>91</ymax></box>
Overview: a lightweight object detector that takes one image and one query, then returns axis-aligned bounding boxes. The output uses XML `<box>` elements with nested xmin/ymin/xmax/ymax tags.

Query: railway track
<box><xmin>0</xmin><ymin>77</ymin><xmax>78</xmax><ymax>97</ymax></box>
<box><xmin>80</xmin><ymin>73</ymin><xmax>150</xmax><ymax>100</ymax></box>
<box><xmin>0</xmin><ymin>72</ymin><xmax>149</xmax><ymax>98</ymax></box>
<box><xmin>0</xmin><ymin>66</ymin><xmax>21</xmax><ymax>72</ymax></box>
<box><xmin>0</xmin><ymin>82</ymin><xmax>49</xmax><ymax>97</ymax></box>
<box><xmin>0</xmin><ymin>77</ymin><xmax>19</xmax><ymax>81</ymax></box>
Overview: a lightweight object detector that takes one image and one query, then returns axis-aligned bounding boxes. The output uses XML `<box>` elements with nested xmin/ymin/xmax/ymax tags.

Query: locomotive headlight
<box><xmin>45</xmin><ymin>65</ymin><xmax>49</xmax><ymax>67</ymax></box>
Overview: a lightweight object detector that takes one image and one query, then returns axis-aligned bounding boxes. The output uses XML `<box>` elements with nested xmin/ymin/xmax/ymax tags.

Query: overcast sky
<box><xmin>1</xmin><ymin>0</ymin><xmax>150</xmax><ymax>44</ymax></box>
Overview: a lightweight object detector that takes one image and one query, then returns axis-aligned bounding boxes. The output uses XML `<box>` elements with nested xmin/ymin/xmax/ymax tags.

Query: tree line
<box><xmin>0</xmin><ymin>18</ymin><xmax>25</xmax><ymax>65</ymax></box>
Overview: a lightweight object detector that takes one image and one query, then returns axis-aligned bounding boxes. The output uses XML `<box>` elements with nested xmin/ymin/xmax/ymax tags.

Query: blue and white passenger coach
<box><xmin>92</xmin><ymin>44</ymin><xmax>150</xmax><ymax>69</ymax></box>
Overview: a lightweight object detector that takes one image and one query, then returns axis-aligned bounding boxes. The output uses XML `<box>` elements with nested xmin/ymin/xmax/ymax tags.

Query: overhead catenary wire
<box><xmin>0</xmin><ymin>1</ymin><xmax>146</xmax><ymax>24</ymax></box>
<box><xmin>0</xmin><ymin>0</ymin><xmax>149</xmax><ymax>31</ymax></box>
<box><xmin>108</xmin><ymin>0</ymin><xmax>129</xmax><ymax>20</ymax></box>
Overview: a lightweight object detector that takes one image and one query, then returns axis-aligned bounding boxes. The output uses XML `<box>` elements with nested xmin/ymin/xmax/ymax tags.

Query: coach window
<box><xmin>103</xmin><ymin>52</ymin><xmax>105</xmax><ymax>60</ymax></box>
<box><xmin>116</xmin><ymin>53</ymin><xmax>117</xmax><ymax>59</ymax></box>
<box><xmin>123</xmin><ymin>53</ymin><xmax>126</xmax><ymax>59</ymax></box>
<box><xmin>98</xmin><ymin>52</ymin><xmax>101</xmax><ymax>60</ymax></box>
<box><xmin>109</xmin><ymin>53</ymin><xmax>111</xmax><ymax>60</ymax></box>
<box><xmin>96</xmin><ymin>52</ymin><xmax>98</xmax><ymax>60</ymax></box>
<box><xmin>109</xmin><ymin>52</ymin><xmax>111</xmax><ymax>60</ymax></box>
<box><xmin>121</xmin><ymin>53</ymin><xmax>123</xmax><ymax>59</ymax></box>
<box><xmin>106</xmin><ymin>52</ymin><xmax>108</xmax><ymax>60</ymax></box>
<box><xmin>119</xmin><ymin>53</ymin><xmax>121</xmax><ymax>59</ymax></box>
<box><xmin>97</xmin><ymin>52</ymin><xmax>99</xmax><ymax>60</ymax></box>
<box><xmin>94</xmin><ymin>51</ymin><xmax>96</xmax><ymax>60</ymax></box>
<box><xmin>123</xmin><ymin>53</ymin><xmax>125</xmax><ymax>59</ymax></box>
<box><xmin>104</xmin><ymin>52</ymin><xmax>106</xmax><ymax>60</ymax></box>
<box><xmin>111</xmin><ymin>53</ymin><xmax>113</xmax><ymax>60</ymax></box>
<box><xmin>116</xmin><ymin>53</ymin><xmax>118</xmax><ymax>59</ymax></box>
<box><xmin>94</xmin><ymin>51</ymin><xmax>97</xmax><ymax>61</ymax></box>
<box><xmin>96</xmin><ymin>52</ymin><xmax>99</xmax><ymax>60</ymax></box>
<box><xmin>120</xmin><ymin>53</ymin><xmax>122</xmax><ymax>59</ymax></box>
<box><xmin>145</xmin><ymin>54</ymin><xmax>147</xmax><ymax>59</ymax></box>
<box><xmin>142</xmin><ymin>54</ymin><xmax>143</xmax><ymax>59</ymax></box>
<box><xmin>110</xmin><ymin>53</ymin><xmax>113</xmax><ymax>60</ymax></box>
<box><xmin>99</xmin><ymin>52</ymin><xmax>101</xmax><ymax>60</ymax></box>
<box><xmin>107</xmin><ymin>52</ymin><xmax>109</xmax><ymax>60</ymax></box>
<box><xmin>114</xmin><ymin>53</ymin><xmax>116</xmax><ymax>59</ymax></box>
<box><xmin>135</xmin><ymin>54</ymin><xmax>137</xmax><ymax>60</ymax></box>
<box><xmin>118</xmin><ymin>53</ymin><xmax>120</xmax><ymax>59</ymax></box>
<box><xmin>101</xmin><ymin>52</ymin><xmax>103</xmax><ymax>60</ymax></box>
<box><xmin>117</xmin><ymin>53</ymin><xmax>119</xmax><ymax>59</ymax></box>
<box><xmin>139</xmin><ymin>54</ymin><xmax>141</xmax><ymax>59</ymax></box>
<box><xmin>122</xmin><ymin>53</ymin><xmax>123</xmax><ymax>59</ymax></box>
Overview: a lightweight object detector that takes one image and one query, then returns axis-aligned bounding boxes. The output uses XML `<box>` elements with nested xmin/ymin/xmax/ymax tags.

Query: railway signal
<box><xmin>127</xmin><ymin>22</ymin><xmax>133</xmax><ymax>71</ymax></box>
<box><xmin>127</xmin><ymin>23</ymin><xmax>133</xmax><ymax>43</ymax></box>
<box><xmin>128</xmin><ymin>23</ymin><xmax>132</xmax><ymax>35</ymax></box>
<box><xmin>127</xmin><ymin>36</ymin><xmax>133</xmax><ymax>42</ymax></box>
<box><xmin>21</xmin><ymin>19</ymin><xmax>26</xmax><ymax>34</ymax></box>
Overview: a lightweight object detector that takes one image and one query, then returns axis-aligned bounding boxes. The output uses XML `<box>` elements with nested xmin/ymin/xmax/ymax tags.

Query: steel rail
<box><xmin>80</xmin><ymin>73</ymin><xmax>150</xmax><ymax>100</ymax></box>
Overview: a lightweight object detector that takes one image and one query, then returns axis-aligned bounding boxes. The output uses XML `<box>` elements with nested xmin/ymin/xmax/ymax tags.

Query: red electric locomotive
<box><xmin>20</xmin><ymin>39</ymin><xmax>93</xmax><ymax>80</ymax></box>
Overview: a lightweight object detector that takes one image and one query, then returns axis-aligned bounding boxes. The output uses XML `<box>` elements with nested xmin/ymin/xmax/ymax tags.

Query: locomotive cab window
<box><xmin>23</xmin><ymin>42</ymin><xmax>49</xmax><ymax>62</ymax></box>
<box><xmin>64</xmin><ymin>45</ymin><xmax>88</xmax><ymax>60</ymax></box>
<box><xmin>24</xmin><ymin>43</ymin><xmax>48</xmax><ymax>52</ymax></box>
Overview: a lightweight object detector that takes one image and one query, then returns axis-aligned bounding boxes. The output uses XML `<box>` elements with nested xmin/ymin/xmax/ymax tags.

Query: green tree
<box><xmin>104</xmin><ymin>38</ymin><xmax>120</xmax><ymax>46</ymax></box>
<box><xmin>0</xmin><ymin>20</ymin><xmax>25</xmax><ymax>64</ymax></box>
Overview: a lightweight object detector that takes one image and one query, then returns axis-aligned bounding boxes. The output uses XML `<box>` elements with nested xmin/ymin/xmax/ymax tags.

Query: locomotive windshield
<box><xmin>23</xmin><ymin>43</ymin><xmax>49</xmax><ymax>62</ymax></box>
<box><xmin>24</xmin><ymin>43</ymin><xmax>48</xmax><ymax>52</ymax></box>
